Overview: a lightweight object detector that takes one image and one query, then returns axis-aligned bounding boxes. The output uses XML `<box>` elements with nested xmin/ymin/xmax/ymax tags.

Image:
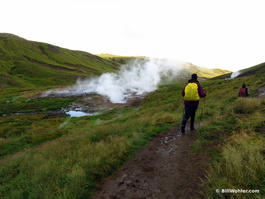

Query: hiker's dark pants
<box><xmin>181</xmin><ymin>105</ymin><xmax>198</xmax><ymax>129</ymax></box>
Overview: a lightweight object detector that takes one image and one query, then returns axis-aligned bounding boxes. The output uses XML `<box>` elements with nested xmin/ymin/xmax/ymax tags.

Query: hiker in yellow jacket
<box><xmin>181</xmin><ymin>74</ymin><xmax>206</xmax><ymax>133</ymax></box>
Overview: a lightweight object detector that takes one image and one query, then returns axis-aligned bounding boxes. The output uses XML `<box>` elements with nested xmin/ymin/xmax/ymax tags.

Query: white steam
<box><xmin>230</xmin><ymin>71</ymin><xmax>241</xmax><ymax>78</ymax></box>
<box><xmin>42</xmin><ymin>59</ymin><xmax>184</xmax><ymax>103</ymax></box>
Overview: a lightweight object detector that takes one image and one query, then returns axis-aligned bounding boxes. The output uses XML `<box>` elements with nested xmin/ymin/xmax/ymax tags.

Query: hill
<box><xmin>0</xmin><ymin>33</ymin><xmax>120</xmax><ymax>88</ymax></box>
<box><xmin>0</xmin><ymin>33</ymin><xmax>231</xmax><ymax>89</ymax></box>
<box><xmin>179</xmin><ymin>62</ymin><xmax>231</xmax><ymax>80</ymax></box>
<box><xmin>97</xmin><ymin>53</ymin><xmax>148</xmax><ymax>65</ymax></box>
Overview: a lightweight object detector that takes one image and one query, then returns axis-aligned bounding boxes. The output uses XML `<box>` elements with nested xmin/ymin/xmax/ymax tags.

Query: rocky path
<box><xmin>92</xmin><ymin>125</ymin><xmax>209</xmax><ymax>199</ymax></box>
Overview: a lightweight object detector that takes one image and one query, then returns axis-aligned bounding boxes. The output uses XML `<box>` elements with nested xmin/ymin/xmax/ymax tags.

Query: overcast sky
<box><xmin>1</xmin><ymin>0</ymin><xmax>264</xmax><ymax>71</ymax></box>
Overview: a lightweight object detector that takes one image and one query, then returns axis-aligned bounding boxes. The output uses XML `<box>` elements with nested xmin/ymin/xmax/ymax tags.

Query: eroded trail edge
<box><xmin>92</xmin><ymin>125</ymin><xmax>209</xmax><ymax>199</ymax></box>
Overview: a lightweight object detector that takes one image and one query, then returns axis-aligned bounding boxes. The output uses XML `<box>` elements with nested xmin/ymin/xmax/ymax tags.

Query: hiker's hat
<box><xmin>191</xmin><ymin>74</ymin><xmax>197</xmax><ymax>80</ymax></box>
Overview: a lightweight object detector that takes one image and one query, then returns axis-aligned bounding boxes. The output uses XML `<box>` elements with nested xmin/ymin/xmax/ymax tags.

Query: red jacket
<box><xmin>182</xmin><ymin>79</ymin><xmax>206</xmax><ymax>106</ymax></box>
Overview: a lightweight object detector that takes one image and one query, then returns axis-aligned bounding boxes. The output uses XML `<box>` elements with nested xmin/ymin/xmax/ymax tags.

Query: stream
<box><xmin>65</xmin><ymin>110</ymin><xmax>99</xmax><ymax>117</ymax></box>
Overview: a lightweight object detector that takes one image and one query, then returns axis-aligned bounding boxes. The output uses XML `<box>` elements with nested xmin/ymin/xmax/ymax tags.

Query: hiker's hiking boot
<box><xmin>181</xmin><ymin>125</ymin><xmax>185</xmax><ymax>133</ymax></box>
<box><xmin>190</xmin><ymin>124</ymin><xmax>195</xmax><ymax>131</ymax></box>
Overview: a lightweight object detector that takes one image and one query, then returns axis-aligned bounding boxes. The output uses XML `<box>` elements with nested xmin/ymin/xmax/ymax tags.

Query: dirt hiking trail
<box><xmin>92</xmin><ymin>124</ymin><xmax>210</xmax><ymax>199</ymax></box>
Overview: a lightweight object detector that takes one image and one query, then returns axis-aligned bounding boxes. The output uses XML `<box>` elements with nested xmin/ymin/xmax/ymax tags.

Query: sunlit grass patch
<box><xmin>151</xmin><ymin>112</ymin><xmax>176</xmax><ymax>126</ymax></box>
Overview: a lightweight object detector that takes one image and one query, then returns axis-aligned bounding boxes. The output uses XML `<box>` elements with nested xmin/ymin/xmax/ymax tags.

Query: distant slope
<box><xmin>97</xmin><ymin>54</ymin><xmax>148</xmax><ymax>65</ymax></box>
<box><xmin>238</xmin><ymin>62</ymin><xmax>265</xmax><ymax>77</ymax></box>
<box><xmin>0</xmin><ymin>33</ymin><xmax>120</xmax><ymax>88</ymax></box>
<box><xmin>211</xmin><ymin>62</ymin><xmax>265</xmax><ymax>80</ymax></box>
<box><xmin>98</xmin><ymin>55</ymin><xmax>231</xmax><ymax>80</ymax></box>
<box><xmin>176</xmin><ymin>62</ymin><xmax>231</xmax><ymax>81</ymax></box>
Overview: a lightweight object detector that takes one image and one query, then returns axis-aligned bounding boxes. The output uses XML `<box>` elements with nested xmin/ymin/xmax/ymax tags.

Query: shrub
<box><xmin>234</xmin><ymin>98</ymin><xmax>261</xmax><ymax>114</ymax></box>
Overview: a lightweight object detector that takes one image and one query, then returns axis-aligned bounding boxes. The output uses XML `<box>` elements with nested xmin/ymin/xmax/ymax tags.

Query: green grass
<box><xmin>202</xmin><ymin>132</ymin><xmax>265</xmax><ymax>199</ymax></box>
<box><xmin>0</xmin><ymin>33</ymin><xmax>264</xmax><ymax>198</ymax></box>
<box><xmin>0</xmin><ymin>87</ymin><xmax>78</xmax><ymax>157</ymax></box>
<box><xmin>1</xmin><ymin>73</ymin><xmax>265</xmax><ymax>198</ymax></box>
<box><xmin>0</xmin><ymin>101</ymin><xmax>179</xmax><ymax>198</ymax></box>
<box><xmin>194</xmin><ymin>78</ymin><xmax>265</xmax><ymax>198</ymax></box>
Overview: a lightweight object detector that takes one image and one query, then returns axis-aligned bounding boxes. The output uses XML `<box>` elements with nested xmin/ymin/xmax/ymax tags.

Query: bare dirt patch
<box><xmin>64</xmin><ymin>93</ymin><xmax>146</xmax><ymax>113</ymax></box>
<box><xmin>92</xmin><ymin>125</ymin><xmax>210</xmax><ymax>199</ymax></box>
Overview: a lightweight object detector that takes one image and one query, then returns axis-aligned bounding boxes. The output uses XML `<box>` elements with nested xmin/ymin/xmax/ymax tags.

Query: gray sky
<box><xmin>1</xmin><ymin>0</ymin><xmax>264</xmax><ymax>71</ymax></box>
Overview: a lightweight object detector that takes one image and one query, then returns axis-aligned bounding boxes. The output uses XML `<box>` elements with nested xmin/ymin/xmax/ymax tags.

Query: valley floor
<box><xmin>91</xmin><ymin>124</ymin><xmax>209</xmax><ymax>199</ymax></box>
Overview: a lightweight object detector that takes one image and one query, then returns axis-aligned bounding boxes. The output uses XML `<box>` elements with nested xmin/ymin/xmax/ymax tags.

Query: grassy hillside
<box><xmin>0</xmin><ymin>33</ymin><xmax>120</xmax><ymax>88</ymax></box>
<box><xmin>0</xmin><ymin>33</ymin><xmax>263</xmax><ymax>198</ymax></box>
<box><xmin>238</xmin><ymin>62</ymin><xmax>265</xmax><ymax>77</ymax></box>
<box><xmin>197</xmin><ymin>71</ymin><xmax>265</xmax><ymax>198</ymax></box>
<box><xmin>0</xmin><ymin>33</ymin><xmax>229</xmax><ymax>90</ymax></box>
<box><xmin>0</xmin><ymin>61</ymin><xmax>264</xmax><ymax>198</ymax></box>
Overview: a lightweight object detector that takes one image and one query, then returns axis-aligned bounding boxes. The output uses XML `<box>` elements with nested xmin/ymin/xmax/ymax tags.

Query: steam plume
<box><xmin>230</xmin><ymin>71</ymin><xmax>241</xmax><ymax>78</ymax></box>
<box><xmin>42</xmin><ymin>59</ymin><xmax>183</xmax><ymax>103</ymax></box>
